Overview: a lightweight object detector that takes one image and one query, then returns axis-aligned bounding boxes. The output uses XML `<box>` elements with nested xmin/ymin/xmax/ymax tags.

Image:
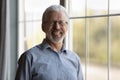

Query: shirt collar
<box><xmin>40</xmin><ymin>39</ymin><xmax>67</xmax><ymax>54</ymax></box>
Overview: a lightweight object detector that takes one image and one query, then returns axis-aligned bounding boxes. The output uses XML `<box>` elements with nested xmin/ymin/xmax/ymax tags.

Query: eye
<box><xmin>58</xmin><ymin>21</ymin><xmax>68</xmax><ymax>26</ymax></box>
<box><xmin>44</xmin><ymin>21</ymin><xmax>68</xmax><ymax>26</ymax></box>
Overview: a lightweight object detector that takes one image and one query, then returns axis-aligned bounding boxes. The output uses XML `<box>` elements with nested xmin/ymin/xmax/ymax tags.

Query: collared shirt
<box><xmin>15</xmin><ymin>39</ymin><xmax>83</xmax><ymax>80</ymax></box>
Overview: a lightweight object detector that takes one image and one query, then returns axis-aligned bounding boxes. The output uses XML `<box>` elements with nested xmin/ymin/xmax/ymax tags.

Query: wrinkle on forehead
<box><xmin>45</xmin><ymin>11</ymin><xmax>68</xmax><ymax>21</ymax></box>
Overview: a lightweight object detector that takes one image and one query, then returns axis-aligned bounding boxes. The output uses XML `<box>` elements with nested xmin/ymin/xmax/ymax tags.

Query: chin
<box><xmin>50</xmin><ymin>36</ymin><xmax>64</xmax><ymax>43</ymax></box>
<box><xmin>46</xmin><ymin>33</ymin><xmax>65</xmax><ymax>43</ymax></box>
<box><xmin>52</xmin><ymin>38</ymin><xmax>63</xmax><ymax>43</ymax></box>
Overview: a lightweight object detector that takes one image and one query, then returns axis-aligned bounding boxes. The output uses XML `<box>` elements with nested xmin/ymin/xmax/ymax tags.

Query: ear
<box><xmin>42</xmin><ymin>23</ymin><xmax>46</xmax><ymax>32</ymax></box>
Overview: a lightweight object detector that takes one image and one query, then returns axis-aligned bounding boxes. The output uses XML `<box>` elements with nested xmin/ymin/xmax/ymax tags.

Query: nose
<box><xmin>53</xmin><ymin>22</ymin><xmax>61</xmax><ymax>29</ymax></box>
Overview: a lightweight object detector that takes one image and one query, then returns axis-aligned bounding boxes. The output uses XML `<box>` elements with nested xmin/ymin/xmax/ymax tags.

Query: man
<box><xmin>15</xmin><ymin>5</ymin><xmax>83</xmax><ymax>80</ymax></box>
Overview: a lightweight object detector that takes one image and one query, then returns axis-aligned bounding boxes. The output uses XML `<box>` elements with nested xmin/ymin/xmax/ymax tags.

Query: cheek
<box><xmin>63</xmin><ymin>27</ymin><xmax>68</xmax><ymax>33</ymax></box>
<box><xmin>44</xmin><ymin>26</ymin><xmax>52</xmax><ymax>33</ymax></box>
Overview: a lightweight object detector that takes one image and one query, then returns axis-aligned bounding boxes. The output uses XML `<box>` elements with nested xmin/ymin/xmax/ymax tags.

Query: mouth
<box><xmin>52</xmin><ymin>31</ymin><xmax>62</xmax><ymax>37</ymax></box>
<box><xmin>47</xmin><ymin>30</ymin><xmax>65</xmax><ymax>43</ymax></box>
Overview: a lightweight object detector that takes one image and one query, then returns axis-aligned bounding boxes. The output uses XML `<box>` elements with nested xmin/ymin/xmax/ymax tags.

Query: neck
<box><xmin>46</xmin><ymin>39</ymin><xmax>63</xmax><ymax>52</ymax></box>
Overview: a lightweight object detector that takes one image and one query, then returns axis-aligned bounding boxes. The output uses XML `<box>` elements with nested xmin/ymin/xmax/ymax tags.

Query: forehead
<box><xmin>46</xmin><ymin>11</ymin><xmax>68</xmax><ymax>21</ymax></box>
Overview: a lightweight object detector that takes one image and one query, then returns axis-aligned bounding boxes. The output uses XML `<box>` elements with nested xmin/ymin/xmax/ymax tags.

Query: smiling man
<box><xmin>15</xmin><ymin>5</ymin><xmax>83</xmax><ymax>80</ymax></box>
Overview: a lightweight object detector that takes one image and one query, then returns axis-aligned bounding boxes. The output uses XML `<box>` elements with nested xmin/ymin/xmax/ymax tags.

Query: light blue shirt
<box><xmin>15</xmin><ymin>39</ymin><xmax>83</xmax><ymax>80</ymax></box>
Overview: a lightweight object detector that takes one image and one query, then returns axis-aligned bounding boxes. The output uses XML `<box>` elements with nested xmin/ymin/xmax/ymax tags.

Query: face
<box><xmin>42</xmin><ymin>11</ymin><xmax>68</xmax><ymax>43</ymax></box>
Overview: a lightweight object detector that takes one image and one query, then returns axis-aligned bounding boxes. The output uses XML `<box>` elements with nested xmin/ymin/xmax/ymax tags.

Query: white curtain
<box><xmin>0</xmin><ymin>0</ymin><xmax>18</xmax><ymax>80</ymax></box>
<box><xmin>0</xmin><ymin>0</ymin><xmax>7</xmax><ymax>80</ymax></box>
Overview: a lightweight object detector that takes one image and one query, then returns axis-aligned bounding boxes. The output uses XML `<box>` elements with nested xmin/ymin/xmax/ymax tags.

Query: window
<box><xmin>18</xmin><ymin>0</ymin><xmax>59</xmax><ymax>57</ymax></box>
<box><xmin>68</xmin><ymin>0</ymin><xmax>120</xmax><ymax>80</ymax></box>
<box><xmin>18</xmin><ymin>0</ymin><xmax>120</xmax><ymax>80</ymax></box>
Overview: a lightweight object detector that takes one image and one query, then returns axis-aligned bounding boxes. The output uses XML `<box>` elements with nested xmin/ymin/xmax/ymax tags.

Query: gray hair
<box><xmin>42</xmin><ymin>5</ymin><xmax>69</xmax><ymax>22</ymax></box>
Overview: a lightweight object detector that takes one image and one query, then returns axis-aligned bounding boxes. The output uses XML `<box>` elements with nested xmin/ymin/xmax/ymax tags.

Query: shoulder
<box><xmin>66</xmin><ymin>49</ymin><xmax>80</xmax><ymax>60</ymax></box>
<box><xmin>18</xmin><ymin>45</ymin><xmax>42</xmax><ymax>63</ymax></box>
<box><xmin>65</xmin><ymin>49</ymin><xmax>82</xmax><ymax>69</ymax></box>
<box><xmin>65</xmin><ymin>49</ymin><xmax>81</xmax><ymax>65</ymax></box>
<box><xmin>23</xmin><ymin>44</ymin><xmax>44</xmax><ymax>55</ymax></box>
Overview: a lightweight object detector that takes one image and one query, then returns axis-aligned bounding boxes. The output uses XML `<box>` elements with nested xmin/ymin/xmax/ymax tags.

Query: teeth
<box><xmin>53</xmin><ymin>31</ymin><xmax>60</xmax><ymax>35</ymax></box>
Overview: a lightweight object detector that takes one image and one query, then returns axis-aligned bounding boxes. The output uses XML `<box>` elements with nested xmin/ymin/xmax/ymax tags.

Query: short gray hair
<box><xmin>42</xmin><ymin>5</ymin><xmax>69</xmax><ymax>22</ymax></box>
